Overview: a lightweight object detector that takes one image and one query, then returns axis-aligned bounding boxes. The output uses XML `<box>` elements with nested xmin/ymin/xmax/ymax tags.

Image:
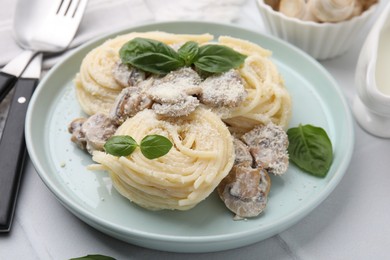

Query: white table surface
<box><xmin>1</xmin><ymin>0</ymin><xmax>390</xmax><ymax>259</ymax></box>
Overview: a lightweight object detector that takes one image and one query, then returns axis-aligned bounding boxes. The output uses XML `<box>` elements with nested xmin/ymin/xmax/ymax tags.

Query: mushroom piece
<box><xmin>152</xmin><ymin>95</ymin><xmax>200</xmax><ymax>117</ymax></box>
<box><xmin>232</xmin><ymin>137</ymin><xmax>253</xmax><ymax>166</ymax></box>
<box><xmin>279</xmin><ymin>0</ymin><xmax>319</xmax><ymax>21</ymax></box>
<box><xmin>309</xmin><ymin>0</ymin><xmax>359</xmax><ymax>23</ymax></box>
<box><xmin>199</xmin><ymin>69</ymin><xmax>247</xmax><ymax>108</ymax></box>
<box><xmin>109</xmin><ymin>87</ymin><xmax>153</xmax><ymax>124</ymax></box>
<box><xmin>241</xmin><ymin>123</ymin><xmax>289</xmax><ymax>175</ymax></box>
<box><xmin>217</xmin><ymin>163</ymin><xmax>271</xmax><ymax>219</ymax></box>
<box><xmin>68</xmin><ymin>118</ymin><xmax>87</xmax><ymax>150</ymax></box>
<box><xmin>147</xmin><ymin>67</ymin><xmax>202</xmax><ymax>100</ymax></box>
<box><xmin>112</xmin><ymin>61</ymin><xmax>147</xmax><ymax>87</ymax></box>
<box><xmin>146</xmin><ymin>67</ymin><xmax>202</xmax><ymax>117</ymax></box>
<box><xmin>69</xmin><ymin>113</ymin><xmax>118</xmax><ymax>154</ymax></box>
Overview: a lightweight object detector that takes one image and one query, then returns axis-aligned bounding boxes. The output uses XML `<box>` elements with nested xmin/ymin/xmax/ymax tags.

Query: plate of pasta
<box><xmin>25</xmin><ymin>21</ymin><xmax>354</xmax><ymax>253</ymax></box>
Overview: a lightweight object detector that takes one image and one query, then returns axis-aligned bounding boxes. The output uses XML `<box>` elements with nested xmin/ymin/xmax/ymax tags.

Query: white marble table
<box><xmin>1</xmin><ymin>0</ymin><xmax>390</xmax><ymax>259</ymax></box>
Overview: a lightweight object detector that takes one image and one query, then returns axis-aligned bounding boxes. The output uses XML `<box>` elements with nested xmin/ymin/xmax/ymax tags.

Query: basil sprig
<box><xmin>104</xmin><ymin>134</ymin><xmax>173</xmax><ymax>159</ymax></box>
<box><xmin>287</xmin><ymin>124</ymin><xmax>333</xmax><ymax>178</ymax></box>
<box><xmin>119</xmin><ymin>38</ymin><xmax>246</xmax><ymax>75</ymax></box>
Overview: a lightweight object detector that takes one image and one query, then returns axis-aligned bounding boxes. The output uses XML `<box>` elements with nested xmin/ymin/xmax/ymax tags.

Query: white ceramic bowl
<box><xmin>256</xmin><ymin>0</ymin><xmax>379</xmax><ymax>60</ymax></box>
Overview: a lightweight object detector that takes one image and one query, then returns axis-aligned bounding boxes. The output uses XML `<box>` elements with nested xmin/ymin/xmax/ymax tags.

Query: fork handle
<box><xmin>0</xmin><ymin>72</ymin><xmax>17</xmax><ymax>102</ymax></box>
<box><xmin>0</xmin><ymin>77</ymin><xmax>38</xmax><ymax>232</ymax></box>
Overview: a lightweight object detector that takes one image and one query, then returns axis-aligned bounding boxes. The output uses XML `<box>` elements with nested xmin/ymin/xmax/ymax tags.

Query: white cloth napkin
<box><xmin>0</xmin><ymin>0</ymin><xmax>247</xmax><ymax>69</ymax></box>
<box><xmin>147</xmin><ymin>0</ymin><xmax>247</xmax><ymax>22</ymax></box>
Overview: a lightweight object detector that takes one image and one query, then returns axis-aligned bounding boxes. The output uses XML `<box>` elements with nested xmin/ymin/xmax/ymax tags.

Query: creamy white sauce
<box><xmin>375</xmin><ymin>26</ymin><xmax>390</xmax><ymax>96</ymax></box>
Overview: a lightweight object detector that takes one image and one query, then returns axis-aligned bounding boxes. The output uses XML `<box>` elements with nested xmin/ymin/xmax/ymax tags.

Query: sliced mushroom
<box><xmin>152</xmin><ymin>95</ymin><xmax>200</xmax><ymax>117</ymax></box>
<box><xmin>147</xmin><ymin>67</ymin><xmax>202</xmax><ymax>101</ymax></box>
<box><xmin>109</xmin><ymin>87</ymin><xmax>153</xmax><ymax>124</ymax></box>
<box><xmin>241</xmin><ymin>123</ymin><xmax>289</xmax><ymax>175</ymax></box>
<box><xmin>146</xmin><ymin>67</ymin><xmax>202</xmax><ymax>117</ymax></box>
<box><xmin>80</xmin><ymin>113</ymin><xmax>118</xmax><ymax>154</ymax></box>
<box><xmin>112</xmin><ymin>61</ymin><xmax>147</xmax><ymax>88</ymax></box>
<box><xmin>199</xmin><ymin>69</ymin><xmax>247</xmax><ymax>108</ymax></box>
<box><xmin>68</xmin><ymin>118</ymin><xmax>87</xmax><ymax>150</ymax></box>
<box><xmin>233</xmin><ymin>137</ymin><xmax>253</xmax><ymax>166</ymax></box>
<box><xmin>155</xmin><ymin>67</ymin><xmax>202</xmax><ymax>93</ymax></box>
<box><xmin>217</xmin><ymin>163</ymin><xmax>271</xmax><ymax>219</ymax></box>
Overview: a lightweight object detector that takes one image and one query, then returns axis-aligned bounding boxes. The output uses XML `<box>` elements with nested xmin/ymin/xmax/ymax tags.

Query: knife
<box><xmin>0</xmin><ymin>53</ymin><xmax>42</xmax><ymax>232</ymax></box>
<box><xmin>0</xmin><ymin>51</ymin><xmax>36</xmax><ymax>102</ymax></box>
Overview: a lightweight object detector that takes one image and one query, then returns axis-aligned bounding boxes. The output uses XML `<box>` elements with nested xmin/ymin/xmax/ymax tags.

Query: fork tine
<box><xmin>71</xmin><ymin>0</ymin><xmax>88</xmax><ymax>19</ymax></box>
<box><xmin>30</xmin><ymin>0</ymin><xmax>88</xmax><ymax>50</ymax></box>
<box><xmin>55</xmin><ymin>0</ymin><xmax>65</xmax><ymax>14</ymax></box>
<box><xmin>64</xmin><ymin>0</ymin><xmax>80</xmax><ymax>18</ymax></box>
<box><xmin>71</xmin><ymin>0</ymin><xmax>82</xmax><ymax>18</ymax></box>
<box><xmin>56</xmin><ymin>0</ymin><xmax>72</xmax><ymax>16</ymax></box>
<box><xmin>55</xmin><ymin>0</ymin><xmax>87</xmax><ymax>19</ymax></box>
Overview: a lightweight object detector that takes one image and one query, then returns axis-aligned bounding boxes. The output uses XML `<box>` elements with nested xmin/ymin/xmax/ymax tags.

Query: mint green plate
<box><xmin>25</xmin><ymin>21</ymin><xmax>354</xmax><ymax>253</ymax></box>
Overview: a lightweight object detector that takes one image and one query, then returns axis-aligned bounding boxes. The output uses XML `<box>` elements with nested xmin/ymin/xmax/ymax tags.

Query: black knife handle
<box><xmin>0</xmin><ymin>78</ymin><xmax>38</xmax><ymax>232</ymax></box>
<box><xmin>0</xmin><ymin>71</ymin><xmax>17</xmax><ymax>102</ymax></box>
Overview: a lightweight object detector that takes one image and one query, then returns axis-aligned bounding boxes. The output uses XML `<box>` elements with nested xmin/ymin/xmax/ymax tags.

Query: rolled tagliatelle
<box><xmin>218</xmin><ymin>36</ymin><xmax>292</xmax><ymax>132</ymax></box>
<box><xmin>75</xmin><ymin>31</ymin><xmax>214</xmax><ymax>116</ymax></box>
<box><xmin>91</xmin><ymin>108</ymin><xmax>235</xmax><ymax>210</ymax></box>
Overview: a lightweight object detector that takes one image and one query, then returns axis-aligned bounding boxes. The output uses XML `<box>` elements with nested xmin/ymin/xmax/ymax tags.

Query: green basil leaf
<box><xmin>119</xmin><ymin>37</ymin><xmax>184</xmax><ymax>74</ymax></box>
<box><xmin>178</xmin><ymin>41</ymin><xmax>199</xmax><ymax>66</ymax></box>
<box><xmin>120</xmin><ymin>37</ymin><xmax>178</xmax><ymax>61</ymax></box>
<box><xmin>104</xmin><ymin>135</ymin><xmax>138</xmax><ymax>157</ymax></box>
<box><xmin>70</xmin><ymin>254</ymin><xmax>116</xmax><ymax>260</ymax></box>
<box><xmin>287</xmin><ymin>124</ymin><xmax>333</xmax><ymax>178</ymax></box>
<box><xmin>119</xmin><ymin>38</ymin><xmax>246</xmax><ymax>75</ymax></box>
<box><xmin>128</xmin><ymin>53</ymin><xmax>184</xmax><ymax>74</ymax></box>
<box><xmin>194</xmin><ymin>44</ymin><xmax>247</xmax><ymax>73</ymax></box>
<box><xmin>140</xmin><ymin>134</ymin><xmax>173</xmax><ymax>159</ymax></box>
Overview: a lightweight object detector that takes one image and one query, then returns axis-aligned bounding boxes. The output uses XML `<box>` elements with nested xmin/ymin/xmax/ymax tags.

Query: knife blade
<box><xmin>0</xmin><ymin>50</ymin><xmax>36</xmax><ymax>102</ymax></box>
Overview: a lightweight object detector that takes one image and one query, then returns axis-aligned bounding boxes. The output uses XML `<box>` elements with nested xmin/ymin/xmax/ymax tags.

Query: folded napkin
<box><xmin>0</xmin><ymin>0</ymin><xmax>247</xmax><ymax>69</ymax></box>
<box><xmin>147</xmin><ymin>0</ymin><xmax>247</xmax><ymax>22</ymax></box>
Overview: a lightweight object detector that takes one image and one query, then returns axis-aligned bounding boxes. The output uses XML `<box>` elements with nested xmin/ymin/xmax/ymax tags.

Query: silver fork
<box><xmin>0</xmin><ymin>0</ymin><xmax>88</xmax><ymax>102</ymax></box>
<box><xmin>0</xmin><ymin>0</ymin><xmax>88</xmax><ymax>232</ymax></box>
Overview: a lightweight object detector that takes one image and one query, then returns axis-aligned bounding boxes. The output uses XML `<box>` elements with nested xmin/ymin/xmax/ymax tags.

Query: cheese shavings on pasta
<box><xmin>91</xmin><ymin>108</ymin><xmax>235</xmax><ymax>210</ymax></box>
<box><xmin>218</xmin><ymin>36</ymin><xmax>292</xmax><ymax>132</ymax></box>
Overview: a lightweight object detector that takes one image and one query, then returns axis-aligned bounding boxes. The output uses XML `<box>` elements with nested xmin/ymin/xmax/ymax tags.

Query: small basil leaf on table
<box><xmin>140</xmin><ymin>134</ymin><xmax>173</xmax><ymax>159</ymax></box>
<box><xmin>70</xmin><ymin>254</ymin><xmax>116</xmax><ymax>260</ymax></box>
<box><xmin>119</xmin><ymin>37</ymin><xmax>184</xmax><ymax>74</ymax></box>
<box><xmin>194</xmin><ymin>44</ymin><xmax>247</xmax><ymax>73</ymax></box>
<box><xmin>287</xmin><ymin>124</ymin><xmax>333</xmax><ymax>177</ymax></box>
<box><xmin>104</xmin><ymin>135</ymin><xmax>138</xmax><ymax>157</ymax></box>
<box><xmin>178</xmin><ymin>41</ymin><xmax>199</xmax><ymax>66</ymax></box>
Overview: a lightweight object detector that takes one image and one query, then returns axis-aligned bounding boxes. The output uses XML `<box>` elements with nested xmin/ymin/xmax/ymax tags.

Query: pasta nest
<box><xmin>91</xmin><ymin>108</ymin><xmax>235</xmax><ymax>210</ymax></box>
